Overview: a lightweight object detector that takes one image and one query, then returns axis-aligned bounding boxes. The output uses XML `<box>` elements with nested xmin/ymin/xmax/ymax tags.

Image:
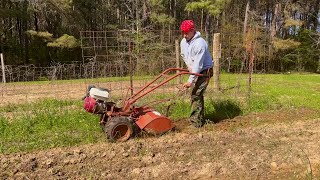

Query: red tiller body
<box><xmin>83</xmin><ymin>68</ymin><xmax>205</xmax><ymax>141</ymax></box>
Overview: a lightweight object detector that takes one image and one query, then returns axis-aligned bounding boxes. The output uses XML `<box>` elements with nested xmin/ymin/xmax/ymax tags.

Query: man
<box><xmin>180</xmin><ymin>20</ymin><xmax>213</xmax><ymax>128</ymax></box>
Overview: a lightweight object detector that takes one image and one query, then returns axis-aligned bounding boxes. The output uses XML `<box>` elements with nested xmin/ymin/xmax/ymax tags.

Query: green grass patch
<box><xmin>1</xmin><ymin>73</ymin><xmax>319</xmax><ymax>154</ymax></box>
<box><xmin>0</xmin><ymin>99</ymin><xmax>104</xmax><ymax>154</ymax></box>
<box><xmin>0</xmin><ymin>98</ymin><xmax>75</xmax><ymax>113</ymax></box>
<box><xmin>248</xmin><ymin>73</ymin><xmax>320</xmax><ymax>112</ymax></box>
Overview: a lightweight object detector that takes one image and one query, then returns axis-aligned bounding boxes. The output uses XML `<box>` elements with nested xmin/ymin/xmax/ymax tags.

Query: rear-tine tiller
<box><xmin>83</xmin><ymin>68</ymin><xmax>204</xmax><ymax>142</ymax></box>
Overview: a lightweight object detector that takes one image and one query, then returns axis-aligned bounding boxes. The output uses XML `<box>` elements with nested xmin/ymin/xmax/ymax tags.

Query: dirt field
<box><xmin>1</xmin><ymin>108</ymin><xmax>320</xmax><ymax>179</ymax></box>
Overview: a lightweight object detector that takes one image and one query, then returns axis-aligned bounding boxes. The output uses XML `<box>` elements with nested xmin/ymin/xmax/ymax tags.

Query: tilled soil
<box><xmin>1</xmin><ymin>108</ymin><xmax>320</xmax><ymax>179</ymax></box>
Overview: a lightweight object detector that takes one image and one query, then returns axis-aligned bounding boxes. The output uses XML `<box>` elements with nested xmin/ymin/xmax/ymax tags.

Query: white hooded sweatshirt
<box><xmin>180</xmin><ymin>31</ymin><xmax>213</xmax><ymax>83</ymax></box>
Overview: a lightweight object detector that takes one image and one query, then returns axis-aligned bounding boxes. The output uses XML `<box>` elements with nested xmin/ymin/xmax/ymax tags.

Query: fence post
<box><xmin>1</xmin><ymin>53</ymin><xmax>6</xmax><ymax>83</ymax></box>
<box><xmin>175</xmin><ymin>39</ymin><xmax>181</xmax><ymax>84</ymax></box>
<box><xmin>212</xmin><ymin>33</ymin><xmax>221</xmax><ymax>91</ymax></box>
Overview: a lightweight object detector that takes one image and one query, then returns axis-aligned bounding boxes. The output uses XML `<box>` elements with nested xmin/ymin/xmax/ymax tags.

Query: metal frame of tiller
<box><xmin>97</xmin><ymin>68</ymin><xmax>204</xmax><ymax>141</ymax></box>
<box><xmin>108</xmin><ymin>68</ymin><xmax>203</xmax><ymax>116</ymax></box>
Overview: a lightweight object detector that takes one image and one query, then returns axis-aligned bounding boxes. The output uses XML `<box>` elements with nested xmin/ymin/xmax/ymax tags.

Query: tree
<box><xmin>185</xmin><ymin>0</ymin><xmax>230</xmax><ymax>40</ymax></box>
<box><xmin>0</xmin><ymin>0</ymin><xmax>319</xmax><ymax>73</ymax></box>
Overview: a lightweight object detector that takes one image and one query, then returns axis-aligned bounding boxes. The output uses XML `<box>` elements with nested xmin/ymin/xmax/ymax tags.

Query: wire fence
<box><xmin>0</xmin><ymin>30</ymin><xmax>269</xmax><ymax>106</ymax></box>
<box><xmin>0</xmin><ymin>65</ymin><xmax>252</xmax><ymax>107</ymax></box>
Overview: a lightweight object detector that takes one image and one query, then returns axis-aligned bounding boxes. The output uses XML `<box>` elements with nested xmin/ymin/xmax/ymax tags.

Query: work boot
<box><xmin>195</xmin><ymin>121</ymin><xmax>205</xmax><ymax>128</ymax></box>
<box><xmin>189</xmin><ymin>117</ymin><xmax>204</xmax><ymax>128</ymax></box>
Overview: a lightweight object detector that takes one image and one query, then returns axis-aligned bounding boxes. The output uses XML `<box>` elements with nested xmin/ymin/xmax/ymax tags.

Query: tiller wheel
<box><xmin>105</xmin><ymin>116</ymin><xmax>134</xmax><ymax>142</ymax></box>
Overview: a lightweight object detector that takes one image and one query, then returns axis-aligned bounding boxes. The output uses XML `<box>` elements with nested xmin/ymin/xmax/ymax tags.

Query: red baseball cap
<box><xmin>180</xmin><ymin>20</ymin><xmax>195</xmax><ymax>34</ymax></box>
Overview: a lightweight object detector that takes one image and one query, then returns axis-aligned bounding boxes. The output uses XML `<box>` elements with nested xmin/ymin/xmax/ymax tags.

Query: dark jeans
<box><xmin>190</xmin><ymin>68</ymin><xmax>213</xmax><ymax>127</ymax></box>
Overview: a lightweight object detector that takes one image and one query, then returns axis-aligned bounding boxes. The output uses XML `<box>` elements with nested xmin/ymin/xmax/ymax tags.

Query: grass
<box><xmin>0</xmin><ymin>73</ymin><xmax>319</xmax><ymax>154</ymax></box>
<box><xmin>248</xmin><ymin>73</ymin><xmax>320</xmax><ymax>111</ymax></box>
<box><xmin>0</xmin><ymin>99</ymin><xmax>105</xmax><ymax>153</ymax></box>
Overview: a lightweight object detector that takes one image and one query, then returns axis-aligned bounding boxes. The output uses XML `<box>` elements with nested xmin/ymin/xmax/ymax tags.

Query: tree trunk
<box><xmin>17</xmin><ymin>4</ymin><xmax>24</xmax><ymax>64</ymax></box>
<box><xmin>34</xmin><ymin>12</ymin><xmax>39</xmax><ymax>31</ymax></box>
<box><xmin>270</xmin><ymin>3</ymin><xmax>279</xmax><ymax>40</ymax></box>
<box><xmin>143</xmin><ymin>0</ymin><xmax>147</xmax><ymax>23</ymax></box>
<box><xmin>201</xmin><ymin>9</ymin><xmax>203</xmax><ymax>32</ymax></box>
<box><xmin>23</xmin><ymin>0</ymin><xmax>29</xmax><ymax>64</ymax></box>
<box><xmin>243</xmin><ymin>1</ymin><xmax>249</xmax><ymax>39</ymax></box>
<box><xmin>174</xmin><ymin>0</ymin><xmax>177</xmax><ymax>23</ymax></box>
<box><xmin>136</xmin><ymin>0</ymin><xmax>139</xmax><ymax>32</ymax></box>
<box><xmin>238</xmin><ymin>1</ymin><xmax>249</xmax><ymax>94</ymax></box>
<box><xmin>205</xmin><ymin>14</ymin><xmax>210</xmax><ymax>42</ymax></box>
<box><xmin>242</xmin><ymin>0</ymin><xmax>250</xmax><ymax>70</ymax></box>
<box><xmin>312</xmin><ymin>0</ymin><xmax>320</xmax><ymax>31</ymax></box>
<box><xmin>135</xmin><ymin>0</ymin><xmax>141</xmax><ymax>73</ymax></box>
<box><xmin>269</xmin><ymin>3</ymin><xmax>279</xmax><ymax>72</ymax></box>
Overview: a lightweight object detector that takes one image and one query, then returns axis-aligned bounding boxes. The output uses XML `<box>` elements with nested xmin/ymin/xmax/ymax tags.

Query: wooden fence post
<box><xmin>175</xmin><ymin>39</ymin><xmax>181</xmax><ymax>84</ymax></box>
<box><xmin>1</xmin><ymin>53</ymin><xmax>6</xmax><ymax>83</ymax></box>
<box><xmin>212</xmin><ymin>33</ymin><xmax>221</xmax><ymax>91</ymax></box>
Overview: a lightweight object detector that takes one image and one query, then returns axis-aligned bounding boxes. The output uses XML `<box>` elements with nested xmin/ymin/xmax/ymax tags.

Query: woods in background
<box><xmin>0</xmin><ymin>0</ymin><xmax>319</xmax><ymax>73</ymax></box>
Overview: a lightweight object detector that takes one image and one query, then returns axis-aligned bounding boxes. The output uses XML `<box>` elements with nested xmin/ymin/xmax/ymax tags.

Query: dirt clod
<box><xmin>271</xmin><ymin>162</ymin><xmax>278</xmax><ymax>170</ymax></box>
<box><xmin>122</xmin><ymin>152</ymin><xmax>129</xmax><ymax>157</ymax></box>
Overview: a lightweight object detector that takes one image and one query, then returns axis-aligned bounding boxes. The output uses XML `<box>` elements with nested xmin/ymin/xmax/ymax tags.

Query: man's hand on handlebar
<box><xmin>183</xmin><ymin>82</ymin><xmax>192</xmax><ymax>88</ymax></box>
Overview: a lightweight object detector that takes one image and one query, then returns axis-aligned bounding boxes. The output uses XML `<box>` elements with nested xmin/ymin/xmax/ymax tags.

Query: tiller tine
<box><xmin>135</xmin><ymin>111</ymin><xmax>175</xmax><ymax>134</ymax></box>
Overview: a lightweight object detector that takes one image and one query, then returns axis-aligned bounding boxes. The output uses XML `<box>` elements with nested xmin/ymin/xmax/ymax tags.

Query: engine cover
<box><xmin>89</xmin><ymin>87</ymin><xmax>109</xmax><ymax>101</ymax></box>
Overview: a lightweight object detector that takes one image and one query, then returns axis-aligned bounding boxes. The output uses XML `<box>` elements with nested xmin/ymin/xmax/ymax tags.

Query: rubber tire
<box><xmin>105</xmin><ymin>116</ymin><xmax>134</xmax><ymax>142</ymax></box>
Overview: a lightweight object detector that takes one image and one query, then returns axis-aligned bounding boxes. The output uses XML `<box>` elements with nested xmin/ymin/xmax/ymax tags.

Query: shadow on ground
<box><xmin>205</xmin><ymin>100</ymin><xmax>242</xmax><ymax>123</ymax></box>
